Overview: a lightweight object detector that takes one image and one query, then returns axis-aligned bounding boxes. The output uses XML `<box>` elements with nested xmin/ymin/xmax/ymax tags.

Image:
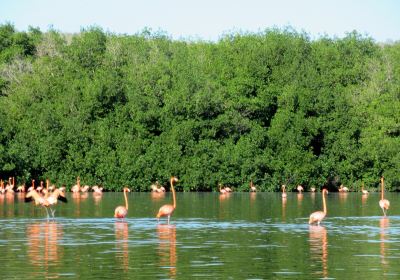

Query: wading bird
<box><xmin>309</xmin><ymin>189</ymin><xmax>328</xmax><ymax>225</ymax></box>
<box><xmin>114</xmin><ymin>187</ymin><xmax>131</xmax><ymax>219</ymax></box>
<box><xmin>156</xmin><ymin>177</ymin><xmax>178</xmax><ymax>224</ymax></box>
<box><xmin>71</xmin><ymin>177</ymin><xmax>81</xmax><ymax>193</ymax></box>
<box><xmin>250</xmin><ymin>181</ymin><xmax>257</xmax><ymax>192</ymax></box>
<box><xmin>339</xmin><ymin>184</ymin><xmax>349</xmax><ymax>192</ymax></box>
<box><xmin>219</xmin><ymin>184</ymin><xmax>227</xmax><ymax>194</ymax></box>
<box><xmin>379</xmin><ymin>177</ymin><xmax>390</xmax><ymax>216</ymax></box>
<box><xmin>282</xmin><ymin>185</ymin><xmax>287</xmax><ymax>199</ymax></box>
<box><xmin>25</xmin><ymin>189</ymin><xmax>68</xmax><ymax>218</ymax></box>
<box><xmin>361</xmin><ymin>183</ymin><xmax>369</xmax><ymax>195</ymax></box>
<box><xmin>297</xmin><ymin>185</ymin><xmax>304</xmax><ymax>193</ymax></box>
<box><xmin>224</xmin><ymin>186</ymin><xmax>232</xmax><ymax>192</ymax></box>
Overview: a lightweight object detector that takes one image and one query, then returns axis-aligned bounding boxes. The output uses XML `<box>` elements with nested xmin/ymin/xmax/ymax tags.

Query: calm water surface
<box><xmin>0</xmin><ymin>192</ymin><xmax>400</xmax><ymax>279</ymax></box>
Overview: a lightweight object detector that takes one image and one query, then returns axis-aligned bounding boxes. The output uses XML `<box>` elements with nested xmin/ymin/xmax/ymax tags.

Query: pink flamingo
<box><xmin>92</xmin><ymin>185</ymin><xmax>103</xmax><ymax>194</ymax></box>
<box><xmin>36</xmin><ymin>180</ymin><xmax>44</xmax><ymax>193</ymax></box>
<box><xmin>361</xmin><ymin>183</ymin><xmax>369</xmax><ymax>195</ymax></box>
<box><xmin>224</xmin><ymin>186</ymin><xmax>232</xmax><ymax>192</ymax></box>
<box><xmin>17</xmin><ymin>184</ymin><xmax>26</xmax><ymax>192</ymax></box>
<box><xmin>71</xmin><ymin>177</ymin><xmax>81</xmax><ymax>193</ymax></box>
<box><xmin>114</xmin><ymin>187</ymin><xmax>131</xmax><ymax>218</ymax></box>
<box><xmin>27</xmin><ymin>179</ymin><xmax>35</xmax><ymax>192</ymax></box>
<box><xmin>379</xmin><ymin>177</ymin><xmax>390</xmax><ymax>216</ymax></box>
<box><xmin>0</xmin><ymin>180</ymin><xmax>5</xmax><ymax>194</ymax></box>
<box><xmin>156</xmin><ymin>177</ymin><xmax>178</xmax><ymax>224</ymax></box>
<box><xmin>151</xmin><ymin>183</ymin><xmax>158</xmax><ymax>192</ymax></box>
<box><xmin>282</xmin><ymin>185</ymin><xmax>287</xmax><ymax>198</ymax></box>
<box><xmin>219</xmin><ymin>184</ymin><xmax>227</xmax><ymax>194</ymax></box>
<box><xmin>250</xmin><ymin>181</ymin><xmax>257</xmax><ymax>192</ymax></box>
<box><xmin>309</xmin><ymin>189</ymin><xmax>328</xmax><ymax>225</ymax></box>
<box><xmin>81</xmin><ymin>185</ymin><xmax>90</xmax><ymax>192</ymax></box>
<box><xmin>297</xmin><ymin>185</ymin><xmax>304</xmax><ymax>193</ymax></box>
<box><xmin>339</xmin><ymin>184</ymin><xmax>349</xmax><ymax>192</ymax></box>
<box><xmin>25</xmin><ymin>189</ymin><xmax>67</xmax><ymax>218</ymax></box>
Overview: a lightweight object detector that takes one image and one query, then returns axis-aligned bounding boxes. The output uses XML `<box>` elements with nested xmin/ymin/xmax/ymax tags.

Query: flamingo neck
<box><xmin>322</xmin><ymin>190</ymin><xmax>327</xmax><ymax>214</ymax></box>
<box><xmin>124</xmin><ymin>189</ymin><xmax>128</xmax><ymax>210</ymax></box>
<box><xmin>171</xmin><ymin>178</ymin><xmax>176</xmax><ymax>209</ymax></box>
<box><xmin>381</xmin><ymin>178</ymin><xmax>384</xmax><ymax>200</ymax></box>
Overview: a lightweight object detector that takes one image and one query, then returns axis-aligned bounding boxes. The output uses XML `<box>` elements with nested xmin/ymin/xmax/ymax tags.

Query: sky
<box><xmin>1</xmin><ymin>0</ymin><xmax>399</xmax><ymax>42</ymax></box>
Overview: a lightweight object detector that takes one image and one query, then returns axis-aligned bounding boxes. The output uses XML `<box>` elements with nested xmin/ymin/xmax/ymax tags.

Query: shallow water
<box><xmin>0</xmin><ymin>192</ymin><xmax>399</xmax><ymax>279</ymax></box>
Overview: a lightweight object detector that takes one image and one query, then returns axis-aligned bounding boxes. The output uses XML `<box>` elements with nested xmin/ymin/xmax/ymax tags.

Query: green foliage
<box><xmin>0</xmin><ymin>23</ymin><xmax>399</xmax><ymax>191</ymax></box>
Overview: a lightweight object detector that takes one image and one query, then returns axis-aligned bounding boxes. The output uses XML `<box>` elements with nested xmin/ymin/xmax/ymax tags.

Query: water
<box><xmin>0</xmin><ymin>191</ymin><xmax>400</xmax><ymax>279</ymax></box>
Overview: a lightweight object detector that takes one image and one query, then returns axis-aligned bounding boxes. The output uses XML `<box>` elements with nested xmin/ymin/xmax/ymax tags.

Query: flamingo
<box><xmin>37</xmin><ymin>180</ymin><xmax>45</xmax><ymax>193</ymax></box>
<box><xmin>297</xmin><ymin>185</ymin><xmax>304</xmax><ymax>193</ymax></box>
<box><xmin>219</xmin><ymin>184</ymin><xmax>227</xmax><ymax>194</ymax></box>
<box><xmin>250</xmin><ymin>181</ymin><xmax>257</xmax><ymax>192</ymax></box>
<box><xmin>0</xmin><ymin>180</ymin><xmax>5</xmax><ymax>194</ymax></box>
<box><xmin>310</xmin><ymin>187</ymin><xmax>316</xmax><ymax>192</ymax></box>
<box><xmin>151</xmin><ymin>182</ymin><xmax>159</xmax><ymax>192</ymax></box>
<box><xmin>339</xmin><ymin>184</ymin><xmax>349</xmax><ymax>192</ymax></box>
<box><xmin>6</xmin><ymin>177</ymin><xmax>14</xmax><ymax>192</ymax></box>
<box><xmin>92</xmin><ymin>185</ymin><xmax>103</xmax><ymax>194</ymax></box>
<box><xmin>5</xmin><ymin>181</ymin><xmax>14</xmax><ymax>193</ymax></box>
<box><xmin>282</xmin><ymin>185</ymin><xmax>287</xmax><ymax>198</ymax></box>
<box><xmin>114</xmin><ymin>187</ymin><xmax>130</xmax><ymax>218</ymax></box>
<box><xmin>151</xmin><ymin>181</ymin><xmax>166</xmax><ymax>193</ymax></box>
<box><xmin>71</xmin><ymin>177</ymin><xmax>81</xmax><ymax>193</ymax></box>
<box><xmin>156</xmin><ymin>177</ymin><xmax>178</xmax><ymax>224</ymax></box>
<box><xmin>379</xmin><ymin>177</ymin><xmax>390</xmax><ymax>216</ymax></box>
<box><xmin>25</xmin><ymin>189</ymin><xmax>68</xmax><ymax>218</ymax></box>
<box><xmin>17</xmin><ymin>184</ymin><xmax>26</xmax><ymax>192</ymax></box>
<box><xmin>81</xmin><ymin>185</ymin><xmax>90</xmax><ymax>192</ymax></box>
<box><xmin>361</xmin><ymin>183</ymin><xmax>369</xmax><ymax>195</ymax></box>
<box><xmin>309</xmin><ymin>189</ymin><xmax>328</xmax><ymax>225</ymax></box>
<box><xmin>224</xmin><ymin>186</ymin><xmax>232</xmax><ymax>192</ymax></box>
<box><xmin>27</xmin><ymin>179</ymin><xmax>35</xmax><ymax>192</ymax></box>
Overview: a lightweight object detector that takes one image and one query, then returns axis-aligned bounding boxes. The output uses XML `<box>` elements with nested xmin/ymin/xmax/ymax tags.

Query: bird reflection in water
<box><xmin>151</xmin><ymin>191</ymin><xmax>165</xmax><ymax>201</ymax></box>
<box><xmin>26</xmin><ymin>221</ymin><xmax>63</xmax><ymax>278</ymax></box>
<box><xmin>380</xmin><ymin>217</ymin><xmax>389</xmax><ymax>271</ymax></box>
<box><xmin>71</xmin><ymin>192</ymin><xmax>82</xmax><ymax>217</ymax></box>
<box><xmin>115</xmin><ymin>221</ymin><xmax>129</xmax><ymax>272</ymax></box>
<box><xmin>309</xmin><ymin>225</ymin><xmax>328</xmax><ymax>279</ymax></box>
<box><xmin>157</xmin><ymin>224</ymin><xmax>177</xmax><ymax>279</ymax></box>
<box><xmin>282</xmin><ymin>196</ymin><xmax>287</xmax><ymax>222</ymax></box>
<box><xmin>297</xmin><ymin>193</ymin><xmax>303</xmax><ymax>205</ymax></box>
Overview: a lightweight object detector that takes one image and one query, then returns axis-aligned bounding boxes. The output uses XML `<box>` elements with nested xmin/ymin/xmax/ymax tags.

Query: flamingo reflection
<box><xmin>151</xmin><ymin>191</ymin><xmax>165</xmax><ymax>201</ymax></box>
<box><xmin>309</xmin><ymin>225</ymin><xmax>328</xmax><ymax>278</ymax></box>
<box><xmin>157</xmin><ymin>224</ymin><xmax>177</xmax><ymax>279</ymax></box>
<box><xmin>380</xmin><ymin>217</ymin><xmax>389</xmax><ymax>271</ymax></box>
<box><xmin>115</xmin><ymin>221</ymin><xmax>129</xmax><ymax>272</ymax></box>
<box><xmin>26</xmin><ymin>221</ymin><xmax>63</xmax><ymax>278</ymax></box>
<box><xmin>282</xmin><ymin>195</ymin><xmax>287</xmax><ymax>222</ymax></box>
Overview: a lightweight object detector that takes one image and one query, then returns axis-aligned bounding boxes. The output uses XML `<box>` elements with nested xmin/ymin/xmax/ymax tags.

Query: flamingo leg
<box><xmin>45</xmin><ymin>207</ymin><xmax>50</xmax><ymax>219</ymax></box>
<box><xmin>167</xmin><ymin>215</ymin><xmax>170</xmax><ymax>225</ymax></box>
<box><xmin>51</xmin><ymin>208</ymin><xmax>56</xmax><ymax>218</ymax></box>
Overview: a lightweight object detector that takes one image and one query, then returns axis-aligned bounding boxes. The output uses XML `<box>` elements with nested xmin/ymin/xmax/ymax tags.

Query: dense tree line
<box><xmin>0</xmin><ymin>24</ymin><xmax>399</xmax><ymax>191</ymax></box>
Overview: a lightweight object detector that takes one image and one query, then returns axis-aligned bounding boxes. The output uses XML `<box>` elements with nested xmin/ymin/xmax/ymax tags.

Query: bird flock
<box><xmin>0</xmin><ymin>176</ymin><xmax>391</xmax><ymax>224</ymax></box>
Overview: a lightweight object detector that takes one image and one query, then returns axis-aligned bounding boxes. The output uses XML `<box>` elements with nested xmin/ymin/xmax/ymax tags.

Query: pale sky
<box><xmin>1</xmin><ymin>0</ymin><xmax>399</xmax><ymax>42</ymax></box>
